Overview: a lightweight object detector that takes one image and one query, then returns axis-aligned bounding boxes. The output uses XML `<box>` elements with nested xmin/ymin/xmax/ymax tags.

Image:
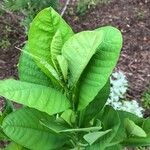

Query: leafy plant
<box><xmin>77</xmin><ymin>0</ymin><xmax>112</xmax><ymax>15</ymax></box>
<box><xmin>142</xmin><ymin>88</ymin><xmax>150</xmax><ymax>109</ymax></box>
<box><xmin>0</xmin><ymin>7</ymin><xmax>150</xmax><ymax>149</ymax></box>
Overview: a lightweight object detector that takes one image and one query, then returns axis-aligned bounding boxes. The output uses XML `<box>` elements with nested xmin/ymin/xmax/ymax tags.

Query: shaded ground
<box><xmin>0</xmin><ymin>0</ymin><xmax>150</xmax><ymax>112</ymax></box>
<box><xmin>0</xmin><ymin>13</ymin><xmax>24</xmax><ymax>80</ymax></box>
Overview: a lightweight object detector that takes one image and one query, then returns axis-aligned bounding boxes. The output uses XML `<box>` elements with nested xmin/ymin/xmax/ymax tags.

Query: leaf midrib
<box><xmin>3</xmin><ymin>124</ymin><xmax>53</xmax><ymax>134</ymax></box>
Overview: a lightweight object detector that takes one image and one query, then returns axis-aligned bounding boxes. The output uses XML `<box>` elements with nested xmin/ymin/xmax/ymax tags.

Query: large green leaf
<box><xmin>0</xmin><ymin>128</ymin><xmax>9</xmax><ymax>141</ymax></box>
<box><xmin>62</xmin><ymin>30</ymin><xmax>104</xmax><ymax>86</ymax></box>
<box><xmin>87</xmin><ymin>106</ymin><xmax>120</xmax><ymax>150</ymax></box>
<box><xmin>28</xmin><ymin>7</ymin><xmax>74</xmax><ymax>82</ymax></box>
<box><xmin>123</xmin><ymin>134</ymin><xmax>150</xmax><ymax>147</ymax></box>
<box><xmin>40</xmin><ymin>118</ymin><xmax>69</xmax><ymax>134</ymax></box>
<box><xmin>4</xmin><ymin>142</ymin><xmax>27</xmax><ymax>150</ymax></box>
<box><xmin>106</xmin><ymin>110</ymin><xmax>144</xmax><ymax>147</ymax></box>
<box><xmin>122</xmin><ymin>118</ymin><xmax>150</xmax><ymax>147</ymax></box>
<box><xmin>116</xmin><ymin>110</ymin><xmax>143</xmax><ymax>141</ymax></box>
<box><xmin>100</xmin><ymin>106</ymin><xmax>120</xmax><ymax>147</ymax></box>
<box><xmin>80</xmin><ymin>80</ymin><xmax>110</xmax><ymax>126</ymax></box>
<box><xmin>124</xmin><ymin>118</ymin><xmax>146</xmax><ymax>137</ymax></box>
<box><xmin>51</xmin><ymin>30</ymin><xmax>63</xmax><ymax>58</ymax></box>
<box><xmin>57</xmin><ymin>55</ymin><xmax>68</xmax><ymax>82</ymax></box>
<box><xmin>18</xmin><ymin>43</ymin><xmax>52</xmax><ymax>87</ymax></box>
<box><xmin>0</xmin><ymin>79</ymin><xmax>70</xmax><ymax>115</ymax></box>
<box><xmin>105</xmin><ymin>144</ymin><xmax>122</xmax><ymax>150</ymax></box>
<box><xmin>116</xmin><ymin>111</ymin><xmax>150</xmax><ymax>147</ymax></box>
<box><xmin>2</xmin><ymin>108</ymin><xmax>67</xmax><ymax>150</ymax></box>
<box><xmin>142</xmin><ymin>118</ymin><xmax>150</xmax><ymax>134</ymax></box>
<box><xmin>83</xmin><ymin>129</ymin><xmax>111</xmax><ymax>145</ymax></box>
<box><xmin>117</xmin><ymin>110</ymin><xmax>143</xmax><ymax>124</ymax></box>
<box><xmin>51</xmin><ymin>30</ymin><xmax>63</xmax><ymax>71</ymax></box>
<box><xmin>61</xmin><ymin>109</ymin><xmax>76</xmax><ymax>126</ymax></box>
<box><xmin>78</xmin><ymin>26</ymin><xmax>122</xmax><ymax>110</ymax></box>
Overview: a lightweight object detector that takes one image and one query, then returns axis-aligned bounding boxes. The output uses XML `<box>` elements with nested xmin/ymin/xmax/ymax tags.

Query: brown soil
<box><xmin>0</xmin><ymin>0</ymin><xmax>150</xmax><ymax>111</ymax></box>
<box><xmin>0</xmin><ymin>13</ymin><xmax>25</xmax><ymax>80</ymax></box>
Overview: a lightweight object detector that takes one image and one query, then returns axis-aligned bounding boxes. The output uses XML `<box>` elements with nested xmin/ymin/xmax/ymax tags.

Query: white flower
<box><xmin>106</xmin><ymin>71</ymin><xmax>144</xmax><ymax>117</ymax></box>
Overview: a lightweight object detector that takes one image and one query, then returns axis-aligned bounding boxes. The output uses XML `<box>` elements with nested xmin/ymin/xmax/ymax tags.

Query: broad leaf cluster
<box><xmin>0</xmin><ymin>7</ymin><xmax>149</xmax><ymax>150</ymax></box>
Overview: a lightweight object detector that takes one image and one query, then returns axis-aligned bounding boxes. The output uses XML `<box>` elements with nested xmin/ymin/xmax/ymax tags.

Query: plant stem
<box><xmin>61</xmin><ymin>0</ymin><xmax>71</xmax><ymax>16</ymax></box>
<box><xmin>59</xmin><ymin>126</ymin><xmax>102</xmax><ymax>133</ymax></box>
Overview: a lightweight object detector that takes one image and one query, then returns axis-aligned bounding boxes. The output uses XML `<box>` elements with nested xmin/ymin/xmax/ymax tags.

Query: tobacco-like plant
<box><xmin>0</xmin><ymin>7</ymin><xmax>150</xmax><ymax>150</ymax></box>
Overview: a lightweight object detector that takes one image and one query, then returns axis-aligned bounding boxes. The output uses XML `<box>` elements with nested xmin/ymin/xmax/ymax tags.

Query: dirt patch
<box><xmin>0</xmin><ymin>13</ymin><xmax>25</xmax><ymax>80</ymax></box>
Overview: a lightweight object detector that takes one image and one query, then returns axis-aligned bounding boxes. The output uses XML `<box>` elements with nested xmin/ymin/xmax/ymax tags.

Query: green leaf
<box><xmin>61</xmin><ymin>109</ymin><xmax>76</xmax><ymax>126</ymax></box>
<box><xmin>2</xmin><ymin>108</ymin><xmax>67</xmax><ymax>150</ymax></box>
<box><xmin>83</xmin><ymin>129</ymin><xmax>111</xmax><ymax>145</ymax></box>
<box><xmin>51</xmin><ymin>30</ymin><xmax>63</xmax><ymax>71</ymax></box>
<box><xmin>117</xmin><ymin>111</ymin><xmax>150</xmax><ymax>147</ymax></box>
<box><xmin>86</xmin><ymin>144</ymin><xmax>103</xmax><ymax>150</ymax></box>
<box><xmin>42</xmin><ymin>120</ymin><xmax>102</xmax><ymax>133</ymax></box>
<box><xmin>100</xmin><ymin>106</ymin><xmax>120</xmax><ymax>144</ymax></box>
<box><xmin>18</xmin><ymin>43</ymin><xmax>52</xmax><ymax>87</ymax></box>
<box><xmin>2</xmin><ymin>99</ymin><xmax>14</xmax><ymax>117</ymax></box>
<box><xmin>57</xmin><ymin>55</ymin><xmax>68</xmax><ymax>81</ymax></box>
<box><xmin>0</xmin><ymin>99</ymin><xmax>14</xmax><ymax>126</ymax></box>
<box><xmin>28</xmin><ymin>7</ymin><xmax>74</xmax><ymax>81</ymax></box>
<box><xmin>0</xmin><ymin>128</ymin><xmax>9</xmax><ymax>141</ymax></box>
<box><xmin>81</xmin><ymin>80</ymin><xmax>110</xmax><ymax>125</ymax></box>
<box><xmin>5</xmin><ymin>142</ymin><xmax>27</xmax><ymax>150</ymax></box>
<box><xmin>117</xmin><ymin>110</ymin><xmax>143</xmax><ymax>124</ymax></box>
<box><xmin>19</xmin><ymin>48</ymin><xmax>62</xmax><ymax>88</ymax></box>
<box><xmin>78</xmin><ymin>26</ymin><xmax>122</xmax><ymax>110</ymax></box>
<box><xmin>123</xmin><ymin>135</ymin><xmax>150</xmax><ymax>147</ymax></box>
<box><xmin>62</xmin><ymin>30</ymin><xmax>104</xmax><ymax>87</ymax></box>
<box><xmin>142</xmin><ymin>118</ymin><xmax>150</xmax><ymax>134</ymax></box>
<box><xmin>105</xmin><ymin>144</ymin><xmax>122</xmax><ymax>150</ymax></box>
<box><xmin>107</xmin><ymin>111</ymin><xmax>146</xmax><ymax>147</ymax></box>
<box><xmin>87</xmin><ymin>106</ymin><xmax>120</xmax><ymax>150</ymax></box>
<box><xmin>40</xmin><ymin>116</ymin><xmax>72</xmax><ymax>134</ymax></box>
<box><xmin>51</xmin><ymin>30</ymin><xmax>65</xmax><ymax>76</ymax></box>
<box><xmin>51</xmin><ymin>30</ymin><xmax>63</xmax><ymax>57</ymax></box>
<box><xmin>115</xmin><ymin>110</ymin><xmax>144</xmax><ymax>142</ymax></box>
<box><xmin>0</xmin><ymin>79</ymin><xmax>70</xmax><ymax>115</ymax></box>
<box><xmin>116</xmin><ymin>110</ymin><xmax>144</xmax><ymax>141</ymax></box>
<box><xmin>124</xmin><ymin>118</ymin><xmax>147</xmax><ymax>137</ymax></box>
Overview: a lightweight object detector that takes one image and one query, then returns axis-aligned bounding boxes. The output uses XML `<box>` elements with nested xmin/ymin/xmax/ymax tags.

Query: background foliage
<box><xmin>2</xmin><ymin>0</ymin><xmax>59</xmax><ymax>32</ymax></box>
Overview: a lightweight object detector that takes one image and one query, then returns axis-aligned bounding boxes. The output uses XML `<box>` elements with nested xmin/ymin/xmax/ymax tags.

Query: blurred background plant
<box><xmin>107</xmin><ymin>71</ymin><xmax>144</xmax><ymax>117</ymax></box>
<box><xmin>1</xmin><ymin>0</ymin><xmax>59</xmax><ymax>33</ymax></box>
<box><xmin>135</xmin><ymin>146</ymin><xmax>150</xmax><ymax>150</ymax></box>
<box><xmin>76</xmin><ymin>0</ymin><xmax>112</xmax><ymax>15</ymax></box>
<box><xmin>0</xmin><ymin>26</ymin><xmax>11</xmax><ymax>50</ymax></box>
<box><xmin>142</xmin><ymin>87</ymin><xmax>150</xmax><ymax>110</ymax></box>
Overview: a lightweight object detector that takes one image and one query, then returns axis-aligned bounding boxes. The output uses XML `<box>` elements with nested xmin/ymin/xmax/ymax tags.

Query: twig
<box><xmin>61</xmin><ymin>0</ymin><xmax>71</xmax><ymax>16</ymax></box>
